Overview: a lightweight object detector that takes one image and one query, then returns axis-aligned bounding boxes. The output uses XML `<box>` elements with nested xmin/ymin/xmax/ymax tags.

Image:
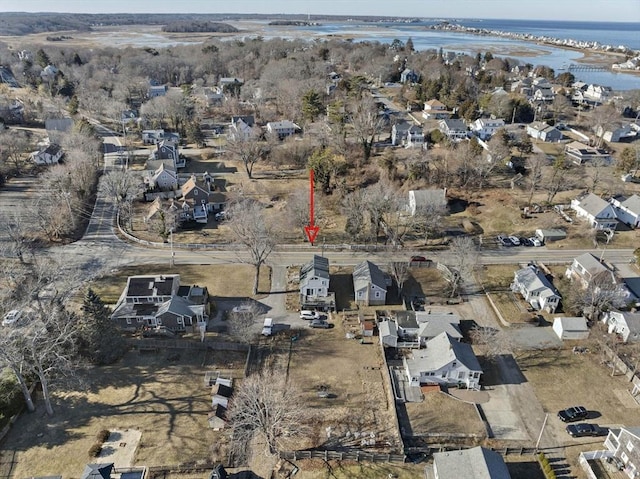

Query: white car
<box><xmin>508</xmin><ymin>235</ymin><xmax>521</xmax><ymax>246</ymax></box>
<box><xmin>529</xmin><ymin>236</ymin><xmax>543</xmax><ymax>247</ymax></box>
<box><xmin>300</xmin><ymin>310</ymin><xmax>320</xmax><ymax>320</ymax></box>
<box><xmin>2</xmin><ymin>310</ymin><xmax>22</xmax><ymax>326</ymax></box>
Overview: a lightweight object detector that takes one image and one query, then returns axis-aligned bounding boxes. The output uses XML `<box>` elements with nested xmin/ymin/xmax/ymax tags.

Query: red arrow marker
<box><xmin>304</xmin><ymin>169</ymin><xmax>320</xmax><ymax>245</ymax></box>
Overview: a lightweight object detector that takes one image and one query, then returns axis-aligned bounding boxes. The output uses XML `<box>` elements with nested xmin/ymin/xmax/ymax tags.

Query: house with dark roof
<box><xmin>571</xmin><ymin>193</ymin><xmax>618</xmax><ymax>230</ymax></box>
<box><xmin>430</xmin><ymin>446</ymin><xmax>511</xmax><ymax>479</ymax></box>
<box><xmin>352</xmin><ymin>260</ymin><xmax>387</xmax><ymax>306</ymax></box>
<box><xmin>404</xmin><ymin>332</ymin><xmax>482</xmax><ymax>389</ymax></box>
<box><xmin>511</xmin><ymin>265</ymin><xmax>561</xmax><ymax>313</ymax></box>
<box><xmin>299</xmin><ymin>255</ymin><xmax>335</xmax><ymax>311</ymax></box>
<box><xmin>438</xmin><ymin>118</ymin><xmax>468</xmax><ymax>141</ymax></box>
<box><xmin>611</xmin><ymin>194</ymin><xmax>640</xmax><ymax>228</ymax></box>
<box><xmin>31</xmin><ymin>143</ymin><xmax>63</xmax><ymax>165</ymax></box>
<box><xmin>110</xmin><ymin>275</ymin><xmax>209</xmax><ymax>332</ymax></box>
<box><xmin>400</xmin><ymin>68</ymin><xmax>420</xmax><ymax>84</ymax></box>
<box><xmin>145</xmin><ymin>163</ymin><xmax>179</xmax><ymax>197</ymax></box>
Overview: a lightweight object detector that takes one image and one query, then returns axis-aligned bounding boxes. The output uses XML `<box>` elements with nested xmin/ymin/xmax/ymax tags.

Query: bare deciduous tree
<box><xmin>341</xmin><ymin>189</ymin><xmax>368</xmax><ymax>241</ymax></box>
<box><xmin>227</xmin><ymin>371</ymin><xmax>308</xmax><ymax>461</ymax></box>
<box><xmin>227</xmin><ymin>302</ymin><xmax>263</xmax><ymax>343</ymax></box>
<box><xmin>225</xmin><ymin>127</ymin><xmax>270</xmax><ymax>179</ymax></box>
<box><xmin>566</xmin><ymin>270</ymin><xmax>626</xmax><ymax>320</ymax></box>
<box><xmin>227</xmin><ymin>199</ymin><xmax>277</xmax><ymax>295</ymax></box>
<box><xmin>349</xmin><ymin>93</ymin><xmax>383</xmax><ymax>169</ymax></box>
<box><xmin>388</xmin><ymin>262</ymin><xmax>410</xmax><ymax>297</ymax></box>
<box><xmin>470</xmin><ymin>326</ymin><xmax>513</xmax><ymax>362</ymax></box>
<box><xmin>525</xmin><ymin>153</ymin><xmax>546</xmax><ymax>207</ymax></box>
<box><xmin>446</xmin><ymin>236</ymin><xmax>478</xmax><ymax>297</ymax></box>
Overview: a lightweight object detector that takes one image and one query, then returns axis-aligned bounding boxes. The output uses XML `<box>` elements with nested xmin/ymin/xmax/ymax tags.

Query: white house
<box><xmin>603</xmin><ymin>426</ymin><xmax>640</xmax><ymax>477</ymax></box>
<box><xmin>565</xmin><ymin>252</ymin><xmax>615</xmax><ymax>289</ymax></box>
<box><xmin>511</xmin><ymin>265</ymin><xmax>561</xmax><ymax>313</ymax></box>
<box><xmin>408</xmin><ymin>189</ymin><xmax>448</xmax><ymax>216</ymax></box>
<box><xmin>553</xmin><ymin>317</ymin><xmax>590</xmax><ymax>341</ymax></box>
<box><xmin>438</xmin><ymin>118</ymin><xmax>468</xmax><ymax>141</ymax></box>
<box><xmin>422</xmin><ymin>99</ymin><xmax>450</xmax><ymax>120</ymax></box>
<box><xmin>602</xmin><ymin>311</ymin><xmax>640</xmax><ymax>343</ymax></box>
<box><xmin>526</xmin><ymin>121</ymin><xmax>563</xmax><ymax>142</ymax></box>
<box><xmin>266</xmin><ymin>120</ymin><xmax>300</xmax><ymax>140</ymax></box>
<box><xmin>299</xmin><ymin>255</ymin><xmax>335</xmax><ymax>311</ymax></box>
<box><xmin>470</xmin><ymin>118</ymin><xmax>505</xmax><ymax>140</ymax></box>
<box><xmin>571</xmin><ymin>193</ymin><xmax>618</xmax><ymax>230</ymax></box>
<box><xmin>432</xmin><ymin>447</ymin><xmax>512</xmax><ymax>479</ymax></box>
<box><xmin>584</xmin><ymin>84</ymin><xmax>612</xmax><ymax>105</ymax></box>
<box><xmin>391</xmin><ymin>122</ymin><xmax>425</xmax><ymax>148</ymax></box>
<box><xmin>403</xmin><ymin>332</ymin><xmax>482</xmax><ymax>389</ymax></box>
<box><xmin>611</xmin><ymin>194</ymin><xmax>640</xmax><ymax>228</ymax></box>
<box><xmin>352</xmin><ymin>260</ymin><xmax>387</xmax><ymax>306</ymax></box>
<box><xmin>31</xmin><ymin>143</ymin><xmax>63</xmax><ymax>165</ymax></box>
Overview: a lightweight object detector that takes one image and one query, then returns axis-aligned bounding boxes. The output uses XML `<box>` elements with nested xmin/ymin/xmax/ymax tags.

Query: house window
<box><xmin>452</xmin><ymin>361</ymin><xmax>457</xmax><ymax>367</ymax></box>
<box><xmin>375</xmin><ymin>292</ymin><xmax>380</xmax><ymax>298</ymax></box>
<box><xmin>441</xmin><ymin>372</ymin><xmax>447</xmax><ymax>378</ymax></box>
<box><xmin>126</xmin><ymin>318</ymin><xmax>132</xmax><ymax>325</ymax></box>
<box><xmin>157</xmin><ymin>318</ymin><xmax>162</xmax><ymax>325</ymax></box>
<box><xmin>473</xmin><ymin>372</ymin><xmax>480</xmax><ymax>378</ymax></box>
<box><xmin>194</xmin><ymin>190</ymin><xmax>198</xmax><ymax>195</ymax></box>
<box><xmin>458</xmin><ymin>371</ymin><xmax>465</xmax><ymax>379</ymax></box>
<box><xmin>621</xmin><ymin>452</ymin><xmax>628</xmax><ymax>463</ymax></box>
<box><xmin>627</xmin><ymin>441</ymin><xmax>634</xmax><ymax>452</ymax></box>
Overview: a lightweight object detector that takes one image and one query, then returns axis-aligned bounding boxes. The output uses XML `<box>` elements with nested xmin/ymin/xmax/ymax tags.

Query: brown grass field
<box><xmin>0</xmin><ymin>348</ymin><xmax>247</xmax><ymax>478</ymax></box>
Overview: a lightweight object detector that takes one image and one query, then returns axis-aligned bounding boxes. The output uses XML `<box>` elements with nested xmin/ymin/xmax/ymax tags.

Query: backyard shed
<box><xmin>553</xmin><ymin>317</ymin><xmax>590</xmax><ymax>340</ymax></box>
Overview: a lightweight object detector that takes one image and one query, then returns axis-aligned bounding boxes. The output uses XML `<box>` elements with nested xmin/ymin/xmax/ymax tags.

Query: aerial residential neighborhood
<box><xmin>0</xmin><ymin>5</ymin><xmax>639</xmax><ymax>479</ymax></box>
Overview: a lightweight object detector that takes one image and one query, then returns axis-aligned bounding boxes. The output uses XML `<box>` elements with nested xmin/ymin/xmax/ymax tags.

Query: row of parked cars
<box><xmin>558</xmin><ymin>405</ymin><xmax>608</xmax><ymax>437</ymax></box>
<box><xmin>496</xmin><ymin>234</ymin><xmax>543</xmax><ymax>247</ymax></box>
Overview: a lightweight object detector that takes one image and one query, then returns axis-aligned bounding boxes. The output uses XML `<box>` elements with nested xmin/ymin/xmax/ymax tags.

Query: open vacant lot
<box><xmin>286</xmin><ymin>318</ymin><xmax>401</xmax><ymax>451</ymax></box>
<box><xmin>0</xmin><ymin>348</ymin><xmax>247</xmax><ymax>478</ymax></box>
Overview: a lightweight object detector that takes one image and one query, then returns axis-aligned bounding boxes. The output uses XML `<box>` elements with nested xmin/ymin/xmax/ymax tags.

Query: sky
<box><xmin>2</xmin><ymin>0</ymin><xmax>639</xmax><ymax>23</ymax></box>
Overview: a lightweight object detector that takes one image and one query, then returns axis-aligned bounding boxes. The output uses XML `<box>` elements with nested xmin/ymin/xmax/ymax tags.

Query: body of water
<box><xmin>291</xmin><ymin>19</ymin><xmax>640</xmax><ymax>90</ymax></box>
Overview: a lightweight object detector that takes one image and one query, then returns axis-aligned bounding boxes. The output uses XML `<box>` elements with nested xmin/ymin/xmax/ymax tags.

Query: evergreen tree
<box><xmin>301</xmin><ymin>89</ymin><xmax>323</xmax><ymax>121</ymax></box>
<box><xmin>35</xmin><ymin>48</ymin><xmax>51</xmax><ymax>68</ymax></box>
<box><xmin>78</xmin><ymin>289</ymin><xmax>126</xmax><ymax>365</ymax></box>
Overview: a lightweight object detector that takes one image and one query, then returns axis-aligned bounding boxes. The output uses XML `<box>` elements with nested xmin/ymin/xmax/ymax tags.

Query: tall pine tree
<box><xmin>78</xmin><ymin>289</ymin><xmax>126</xmax><ymax>365</ymax></box>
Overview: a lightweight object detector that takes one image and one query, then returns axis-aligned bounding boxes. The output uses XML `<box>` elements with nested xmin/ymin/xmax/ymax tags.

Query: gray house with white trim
<box><xmin>353</xmin><ymin>260</ymin><xmax>387</xmax><ymax>306</ymax></box>
<box><xmin>511</xmin><ymin>265</ymin><xmax>561</xmax><ymax>313</ymax></box>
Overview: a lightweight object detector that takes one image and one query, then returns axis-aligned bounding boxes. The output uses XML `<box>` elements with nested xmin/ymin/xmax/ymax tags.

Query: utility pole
<box><xmin>535</xmin><ymin>413</ymin><xmax>549</xmax><ymax>452</ymax></box>
<box><xmin>170</xmin><ymin>228</ymin><xmax>175</xmax><ymax>268</ymax></box>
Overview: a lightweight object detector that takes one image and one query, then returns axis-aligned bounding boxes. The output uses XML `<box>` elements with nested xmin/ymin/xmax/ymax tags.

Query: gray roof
<box><xmin>300</xmin><ymin>255</ymin><xmax>329</xmax><ymax>282</ymax></box>
<box><xmin>408</xmin><ymin>332</ymin><xmax>482</xmax><ymax>372</ymax></box>
<box><xmin>433</xmin><ymin>447</ymin><xmax>511</xmax><ymax>479</ymax></box>
<box><xmin>379</xmin><ymin>320</ymin><xmax>398</xmax><ymax>340</ymax></box>
<box><xmin>353</xmin><ymin>260</ymin><xmax>387</xmax><ymax>292</ymax></box>
<box><xmin>621</xmin><ymin>194</ymin><xmax>640</xmax><ymax>214</ymax></box>
<box><xmin>574</xmin><ymin>193</ymin><xmax>614</xmax><ymax>217</ymax></box>
<box><xmin>45</xmin><ymin>118</ymin><xmax>73</xmax><ymax>132</ymax></box>
<box><xmin>156</xmin><ymin>296</ymin><xmax>197</xmax><ymax>318</ymax></box>
<box><xmin>573</xmin><ymin>253</ymin><xmax>609</xmax><ymax>276</ymax></box>
<box><xmin>81</xmin><ymin>464</ymin><xmax>114</xmax><ymax>479</ymax></box>
<box><xmin>440</xmin><ymin>118</ymin><xmax>467</xmax><ymax>131</ymax></box>
<box><xmin>554</xmin><ymin>316</ymin><xmax>588</xmax><ymax>332</ymax></box>
<box><xmin>410</xmin><ymin>189</ymin><xmax>447</xmax><ymax>207</ymax></box>
<box><xmin>394</xmin><ymin>311</ymin><xmax>419</xmax><ymax>330</ymax></box>
<box><xmin>615</xmin><ymin>311</ymin><xmax>640</xmax><ymax>334</ymax></box>
<box><xmin>416</xmin><ymin>312</ymin><xmax>463</xmax><ymax>340</ymax></box>
<box><xmin>514</xmin><ymin>266</ymin><xmax>559</xmax><ymax>297</ymax></box>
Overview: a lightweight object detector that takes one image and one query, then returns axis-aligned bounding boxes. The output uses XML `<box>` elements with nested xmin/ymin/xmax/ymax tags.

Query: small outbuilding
<box><xmin>535</xmin><ymin>228</ymin><xmax>567</xmax><ymax>243</ymax></box>
<box><xmin>553</xmin><ymin>317</ymin><xmax>590</xmax><ymax>340</ymax></box>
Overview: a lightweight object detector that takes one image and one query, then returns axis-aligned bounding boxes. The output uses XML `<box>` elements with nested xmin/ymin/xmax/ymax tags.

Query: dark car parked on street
<box><xmin>566</xmin><ymin>423</ymin><xmax>607</xmax><ymax>437</ymax></box>
<box><xmin>558</xmin><ymin>406</ymin><xmax>588</xmax><ymax>422</ymax></box>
